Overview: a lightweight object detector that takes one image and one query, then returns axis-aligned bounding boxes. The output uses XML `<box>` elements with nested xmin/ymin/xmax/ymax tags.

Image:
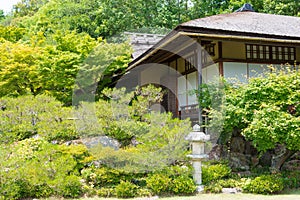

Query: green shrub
<box><xmin>146</xmin><ymin>174</ymin><xmax>171</xmax><ymax>194</ymax></box>
<box><xmin>202</xmin><ymin>164</ymin><xmax>231</xmax><ymax>184</ymax></box>
<box><xmin>204</xmin><ymin>182</ymin><xmax>223</xmax><ymax>193</ymax></box>
<box><xmin>204</xmin><ymin>178</ymin><xmax>250</xmax><ymax>193</ymax></box>
<box><xmin>0</xmin><ymin>181</ymin><xmax>22</xmax><ymax>200</ymax></box>
<box><xmin>242</xmin><ymin>174</ymin><xmax>284</xmax><ymax>194</ymax></box>
<box><xmin>115</xmin><ymin>181</ymin><xmax>138</xmax><ymax>198</ymax></box>
<box><xmin>82</xmin><ymin>184</ymin><xmax>97</xmax><ymax>197</ymax></box>
<box><xmin>170</xmin><ymin>175</ymin><xmax>196</xmax><ymax>195</ymax></box>
<box><xmin>54</xmin><ymin>175</ymin><xmax>83</xmax><ymax>198</ymax></box>
<box><xmin>281</xmin><ymin>171</ymin><xmax>300</xmax><ymax>189</ymax></box>
<box><xmin>31</xmin><ymin>183</ymin><xmax>53</xmax><ymax>198</ymax></box>
<box><xmin>81</xmin><ymin>167</ymin><xmax>134</xmax><ymax>188</ymax></box>
<box><xmin>217</xmin><ymin>178</ymin><xmax>242</xmax><ymax>188</ymax></box>
<box><xmin>161</xmin><ymin>165</ymin><xmax>193</xmax><ymax>178</ymax></box>
<box><xmin>0</xmin><ymin>179</ymin><xmax>33</xmax><ymax>199</ymax></box>
<box><xmin>136</xmin><ymin>188</ymin><xmax>153</xmax><ymax>197</ymax></box>
<box><xmin>96</xmin><ymin>187</ymin><xmax>115</xmax><ymax>198</ymax></box>
<box><xmin>0</xmin><ymin>139</ymin><xmax>87</xmax><ymax>199</ymax></box>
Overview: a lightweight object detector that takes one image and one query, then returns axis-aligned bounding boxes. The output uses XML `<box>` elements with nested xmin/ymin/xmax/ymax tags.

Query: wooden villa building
<box><xmin>122</xmin><ymin>4</ymin><xmax>300</xmax><ymax>123</ymax></box>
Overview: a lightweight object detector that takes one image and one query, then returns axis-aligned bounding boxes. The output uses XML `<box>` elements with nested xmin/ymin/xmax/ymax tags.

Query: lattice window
<box><xmin>246</xmin><ymin>44</ymin><xmax>295</xmax><ymax>62</ymax></box>
<box><xmin>185</xmin><ymin>54</ymin><xmax>196</xmax><ymax>72</ymax></box>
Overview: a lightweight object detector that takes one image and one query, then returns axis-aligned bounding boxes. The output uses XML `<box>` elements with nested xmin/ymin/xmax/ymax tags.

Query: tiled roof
<box><xmin>128</xmin><ymin>11</ymin><xmax>300</xmax><ymax>68</ymax></box>
<box><xmin>180</xmin><ymin>12</ymin><xmax>300</xmax><ymax>39</ymax></box>
<box><xmin>125</xmin><ymin>32</ymin><xmax>165</xmax><ymax>58</ymax></box>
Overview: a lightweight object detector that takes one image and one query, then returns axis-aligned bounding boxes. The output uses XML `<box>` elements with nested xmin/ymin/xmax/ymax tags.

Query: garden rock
<box><xmin>282</xmin><ymin>160</ymin><xmax>300</xmax><ymax>171</ymax></box>
<box><xmin>230</xmin><ymin>136</ymin><xmax>245</xmax><ymax>153</ymax></box>
<box><xmin>208</xmin><ymin>144</ymin><xmax>228</xmax><ymax>160</ymax></box>
<box><xmin>67</xmin><ymin>136</ymin><xmax>120</xmax><ymax>150</ymax></box>
<box><xmin>221</xmin><ymin>188</ymin><xmax>241</xmax><ymax>194</ymax></box>
<box><xmin>229</xmin><ymin>152</ymin><xmax>251</xmax><ymax>171</ymax></box>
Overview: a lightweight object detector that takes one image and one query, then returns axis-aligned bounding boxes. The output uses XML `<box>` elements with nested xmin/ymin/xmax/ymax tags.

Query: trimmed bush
<box><xmin>30</xmin><ymin>183</ymin><xmax>53</xmax><ymax>198</ymax></box>
<box><xmin>242</xmin><ymin>174</ymin><xmax>284</xmax><ymax>194</ymax></box>
<box><xmin>54</xmin><ymin>175</ymin><xmax>83</xmax><ymax>198</ymax></box>
<box><xmin>96</xmin><ymin>187</ymin><xmax>114</xmax><ymax>198</ymax></box>
<box><xmin>115</xmin><ymin>181</ymin><xmax>138</xmax><ymax>198</ymax></box>
<box><xmin>202</xmin><ymin>164</ymin><xmax>231</xmax><ymax>184</ymax></box>
<box><xmin>204</xmin><ymin>178</ymin><xmax>249</xmax><ymax>193</ymax></box>
<box><xmin>136</xmin><ymin>188</ymin><xmax>153</xmax><ymax>197</ymax></box>
<box><xmin>204</xmin><ymin>182</ymin><xmax>223</xmax><ymax>193</ymax></box>
<box><xmin>146</xmin><ymin>174</ymin><xmax>171</xmax><ymax>194</ymax></box>
<box><xmin>217</xmin><ymin>178</ymin><xmax>243</xmax><ymax>188</ymax></box>
<box><xmin>170</xmin><ymin>175</ymin><xmax>196</xmax><ymax>195</ymax></box>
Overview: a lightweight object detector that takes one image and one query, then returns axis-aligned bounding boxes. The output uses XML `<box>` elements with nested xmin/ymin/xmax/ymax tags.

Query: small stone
<box><xmin>196</xmin><ymin>185</ymin><xmax>205</xmax><ymax>193</ymax></box>
<box><xmin>222</xmin><ymin>188</ymin><xmax>239</xmax><ymax>194</ymax></box>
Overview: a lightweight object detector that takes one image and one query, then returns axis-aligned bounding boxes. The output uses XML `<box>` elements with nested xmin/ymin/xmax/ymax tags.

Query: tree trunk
<box><xmin>271</xmin><ymin>144</ymin><xmax>295</xmax><ymax>172</ymax></box>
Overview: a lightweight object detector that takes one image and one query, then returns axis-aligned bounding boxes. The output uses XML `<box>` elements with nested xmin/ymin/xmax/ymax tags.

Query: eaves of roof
<box><xmin>128</xmin><ymin>12</ymin><xmax>300</xmax><ymax>70</ymax></box>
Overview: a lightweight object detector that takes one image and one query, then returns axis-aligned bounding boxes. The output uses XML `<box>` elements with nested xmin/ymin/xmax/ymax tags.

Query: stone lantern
<box><xmin>185</xmin><ymin>124</ymin><xmax>210</xmax><ymax>192</ymax></box>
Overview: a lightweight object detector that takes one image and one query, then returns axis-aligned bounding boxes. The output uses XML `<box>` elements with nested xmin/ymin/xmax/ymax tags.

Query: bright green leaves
<box><xmin>0</xmin><ymin>41</ymin><xmax>42</xmax><ymax>97</ymax></box>
<box><xmin>0</xmin><ymin>27</ymin><xmax>130</xmax><ymax>105</ymax></box>
<box><xmin>0</xmin><ymin>25</ymin><xmax>25</xmax><ymax>42</ymax></box>
<box><xmin>244</xmin><ymin>103</ymin><xmax>300</xmax><ymax>152</ymax></box>
<box><xmin>211</xmin><ymin>70</ymin><xmax>300</xmax><ymax>153</ymax></box>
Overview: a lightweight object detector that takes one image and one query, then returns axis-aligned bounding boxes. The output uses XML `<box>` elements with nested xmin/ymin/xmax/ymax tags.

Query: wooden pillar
<box><xmin>218</xmin><ymin>41</ymin><xmax>224</xmax><ymax>76</ymax></box>
<box><xmin>196</xmin><ymin>40</ymin><xmax>203</xmax><ymax>128</ymax></box>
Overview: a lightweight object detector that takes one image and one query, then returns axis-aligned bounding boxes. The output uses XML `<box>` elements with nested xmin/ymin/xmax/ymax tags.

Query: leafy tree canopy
<box><xmin>208</xmin><ymin>69</ymin><xmax>300</xmax><ymax>153</ymax></box>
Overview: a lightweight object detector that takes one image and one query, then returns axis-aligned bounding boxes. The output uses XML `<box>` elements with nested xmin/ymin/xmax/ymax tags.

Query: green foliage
<box><xmin>242</xmin><ymin>174</ymin><xmax>284</xmax><ymax>194</ymax></box>
<box><xmin>131</xmin><ymin>85</ymin><xmax>164</xmax><ymax>118</ymax></box>
<box><xmin>0</xmin><ymin>41</ymin><xmax>43</xmax><ymax>97</ymax></box>
<box><xmin>13</xmin><ymin>0</ymin><xmax>49</xmax><ymax>17</ymax></box>
<box><xmin>146</xmin><ymin>174</ymin><xmax>171</xmax><ymax>194</ymax></box>
<box><xmin>281</xmin><ymin>171</ymin><xmax>300</xmax><ymax>189</ymax></box>
<box><xmin>74</xmin><ymin>41</ymin><xmax>132</xmax><ymax>103</ymax></box>
<box><xmin>217</xmin><ymin>178</ymin><xmax>243</xmax><ymax>188</ymax></box>
<box><xmin>54</xmin><ymin>175</ymin><xmax>82</xmax><ymax>198</ymax></box>
<box><xmin>204</xmin><ymin>177</ymin><xmax>250</xmax><ymax>193</ymax></box>
<box><xmin>115</xmin><ymin>181</ymin><xmax>138</xmax><ymax>198</ymax></box>
<box><xmin>204</xmin><ymin>182</ymin><xmax>223</xmax><ymax>193</ymax></box>
<box><xmin>0</xmin><ymin>25</ymin><xmax>25</xmax><ymax>42</ymax></box>
<box><xmin>96</xmin><ymin>187</ymin><xmax>115</xmax><ymax>198</ymax></box>
<box><xmin>14</xmin><ymin>0</ymin><xmax>299</xmax><ymax>41</ymax></box>
<box><xmin>81</xmin><ymin>167</ymin><xmax>128</xmax><ymax>187</ymax></box>
<box><xmin>0</xmin><ymin>95</ymin><xmax>78</xmax><ymax>143</ymax></box>
<box><xmin>145</xmin><ymin>165</ymin><xmax>196</xmax><ymax>195</ymax></box>
<box><xmin>30</xmin><ymin>183</ymin><xmax>53</xmax><ymax>198</ymax></box>
<box><xmin>0</xmin><ymin>28</ymin><xmax>131</xmax><ymax>105</ymax></box>
<box><xmin>226</xmin><ymin>0</ymin><xmax>299</xmax><ymax>16</ymax></box>
<box><xmin>0</xmin><ymin>138</ymin><xmax>91</xmax><ymax>199</ymax></box>
<box><xmin>243</xmin><ymin>104</ymin><xmax>300</xmax><ymax>152</ymax></box>
<box><xmin>208</xmin><ymin>70</ymin><xmax>300</xmax><ymax>157</ymax></box>
<box><xmin>202</xmin><ymin>164</ymin><xmax>231</xmax><ymax>184</ymax></box>
<box><xmin>136</xmin><ymin>188</ymin><xmax>153</xmax><ymax>197</ymax></box>
<box><xmin>90</xmin><ymin>112</ymin><xmax>190</xmax><ymax>172</ymax></box>
<box><xmin>171</xmin><ymin>175</ymin><xmax>196</xmax><ymax>195</ymax></box>
<box><xmin>0</xmin><ymin>10</ymin><xmax>4</xmax><ymax>22</ymax></box>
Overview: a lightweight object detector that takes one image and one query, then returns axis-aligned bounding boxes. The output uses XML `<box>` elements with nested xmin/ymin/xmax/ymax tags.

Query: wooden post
<box><xmin>196</xmin><ymin>41</ymin><xmax>203</xmax><ymax>129</ymax></box>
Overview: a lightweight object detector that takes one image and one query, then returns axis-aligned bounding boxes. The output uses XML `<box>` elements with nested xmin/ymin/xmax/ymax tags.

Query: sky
<box><xmin>0</xmin><ymin>0</ymin><xmax>21</xmax><ymax>14</ymax></box>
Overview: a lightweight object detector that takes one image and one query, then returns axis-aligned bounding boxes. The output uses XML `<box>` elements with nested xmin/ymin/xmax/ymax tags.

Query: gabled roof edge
<box><xmin>127</xmin><ymin>25</ymin><xmax>300</xmax><ymax>70</ymax></box>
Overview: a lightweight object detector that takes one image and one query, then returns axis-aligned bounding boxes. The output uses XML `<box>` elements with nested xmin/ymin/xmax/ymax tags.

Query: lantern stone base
<box><xmin>196</xmin><ymin>185</ymin><xmax>205</xmax><ymax>193</ymax></box>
